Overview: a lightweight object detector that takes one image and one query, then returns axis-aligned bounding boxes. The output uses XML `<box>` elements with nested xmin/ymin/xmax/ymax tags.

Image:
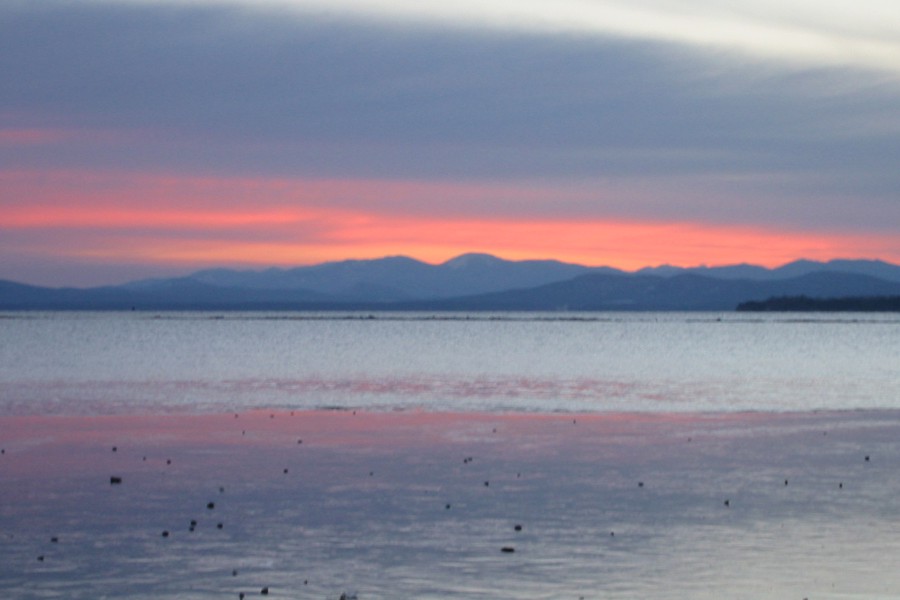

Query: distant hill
<box><xmin>400</xmin><ymin>271</ymin><xmax>900</xmax><ymax>311</ymax></box>
<box><xmin>126</xmin><ymin>253</ymin><xmax>598</xmax><ymax>302</ymax></box>
<box><xmin>637</xmin><ymin>259</ymin><xmax>900</xmax><ymax>282</ymax></box>
<box><xmin>737</xmin><ymin>296</ymin><xmax>900</xmax><ymax>312</ymax></box>
<box><xmin>3</xmin><ymin>254</ymin><xmax>900</xmax><ymax>311</ymax></box>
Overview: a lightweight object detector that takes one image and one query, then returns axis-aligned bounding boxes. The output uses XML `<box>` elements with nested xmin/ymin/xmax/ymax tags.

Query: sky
<box><xmin>2</xmin><ymin>0</ymin><xmax>900</xmax><ymax>286</ymax></box>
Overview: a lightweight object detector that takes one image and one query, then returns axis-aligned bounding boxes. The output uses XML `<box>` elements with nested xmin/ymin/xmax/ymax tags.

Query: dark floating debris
<box><xmin>865</xmin><ymin>455</ymin><xmax>871</xmax><ymax>462</ymax></box>
<box><xmin>161</xmin><ymin>530</ymin><xmax>170</xmax><ymax>537</ymax></box>
<box><xmin>610</xmin><ymin>531</ymin><xmax>615</xmax><ymax>537</ymax></box>
<box><xmin>111</xmin><ymin>446</ymin><xmax>117</xmax><ymax>452</ymax></box>
<box><xmin>724</xmin><ymin>499</ymin><xmax>731</xmax><ymax>507</ymax></box>
<box><xmin>298</xmin><ymin>439</ymin><xmax>303</xmax><ymax>444</ymax></box>
<box><xmin>166</xmin><ymin>459</ymin><xmax>172</xmax><ymax>465</ymax></box>
<box><xmin>283</xmin><ymin>468</ymin><xmax>289</xmax><ymax>474</ymax></box>
<box><xmin>232</xmin><ymin>569</ymin><xmax>238</xmax><ymax>576</ymax></box>
<box><xmin>219</xmin><ymin>486</ymin><xmax>225</xmax><ymax>493</ymax></box>
<box><xmin>784</xmin><ymin>479</ymin><xmax>789</xmax><ymax>486</ymax></box>
<box><xmin>261</xmin><ymin>586</ymin><xmax>269</xmax><ymax>595</ymax></box>
<box><xmin>110</xmin><ymin>476</ymin><xmax>123</xmax><ymax>485</ymax></box>
<box><xmin>484</xmin><ymin>481</ymin><xmax>489</xmax><ymax>487</ymax></box>
<box><xmin>217</xmin><ymin>522</ymin><xmax>224</xmax><ymax>529</ymax></box>
<box><xmin>514</xmin><ymin>524</ymin><xmax>522</xmax><ymax>531</ymax></box>
<box><xmin>207</xmin><ymin>502</ymin><xmax>215</xmax><ymax>510</ymax></box>
<box><xmin>37</xmin><ymin>555</ymin><xmax>45</xmax><ymax>562</ymax></box>
<box><xmin>501</xmin><ymin>546</ymin><xmax>515</xmax><ymax>553</ymax></box>
<box><xmin>50</xmin><ymin>537</ymin><xmax>58</xmax><ymax>543</ymax></box>
<box><xmin>839</xmin><ymin>482</ymin><xmax>844</xmax><ymax>489</ymax></box>
<box><xmin>445</xmin><ymin>503</ymin><xmax>451</xmax><ymax>509</ymax></box>
<box><xmin>638</xmin><ymin>481</ymin><xmax>644</xmax><ymax>488</ymax></box>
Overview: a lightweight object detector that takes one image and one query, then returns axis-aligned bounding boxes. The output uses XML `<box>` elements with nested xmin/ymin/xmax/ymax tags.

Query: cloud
<box><xmin>1</xmin><ymin>1</ymin><xmax>899</xmax><ymax>284</ymax></box>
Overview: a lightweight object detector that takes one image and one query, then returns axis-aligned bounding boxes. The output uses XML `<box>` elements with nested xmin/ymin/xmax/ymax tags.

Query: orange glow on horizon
<box><xmin>2</xmin><ymin>168</ymin><xmax>899</xmax><ymax>275</ymax></box>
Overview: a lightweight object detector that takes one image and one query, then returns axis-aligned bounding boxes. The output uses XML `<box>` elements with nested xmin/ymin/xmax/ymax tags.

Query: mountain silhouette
<box><xmin>3</xmin><ymin>254</ymin><xmax>900</xmax><ymax>310</ymax></box>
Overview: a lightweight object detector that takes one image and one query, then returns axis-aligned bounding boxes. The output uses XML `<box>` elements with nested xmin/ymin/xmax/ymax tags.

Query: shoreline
<box><xmin>3</xmin><ymin>409</ymin><xmax>900</xmax><ymax>598</ymax></box>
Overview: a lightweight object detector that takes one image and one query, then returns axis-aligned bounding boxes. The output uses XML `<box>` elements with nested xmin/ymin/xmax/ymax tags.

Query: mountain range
<box><xmin>3</xmin><ymin>254</ymin><xmax>900</xmax><ymax>311</ymax></box>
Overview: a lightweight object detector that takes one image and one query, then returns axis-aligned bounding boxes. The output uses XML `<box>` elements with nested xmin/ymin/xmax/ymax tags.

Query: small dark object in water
<box><xmin>239</xmin><ymin>594</ymin><xmax>244</xmax><ymax>599</ymax></box>
<box><xmin>270</xmin><ymin>414</ymin><xmax>274</xmax><ymax>419</ymax></box>
<box><xmin>260</xmin><ymin>587</ymin><xmax>269</xmax><ymax>595</ymax></box>
<box><xmin>501</xmin><ymin>546</ymin><xmax>515</xmax><ymax>553</ymax></box>
<box><xmin>369</xmin><ymin>471</ymin><xmax>374</xmax><ymax>476</ymax></box>
<box><xmin>110</xmin><ymin>476</ymin><xmax>122</xmax><ymax>485</ymax></box>
<box><xmin>232</xmin><ymin>569</ymin><xmax>238</xmax><ymax>576</ymax></box>
<box><xmin>784</xmin><ymin>479</ymin><xmax>789</xmax><ymax>486</ymax></box>
<box><xmin>189</xmin><ymin>526</ymin><xmax>195</xmax><ymax>532</ymax></box>
<box><xmin>492</xmin><ymin>428</ymin><xmax>497</xmax><ymax>433</ymax></box>
<box><xmin>610</xmin><ymin>531</ymin><xmax>615</xmax><ymax>537</ymax></box>
<box><xmin>839</xmin><ymin>482</ymin><xmax>843</xmax><ymax>489</ymax></box>
<box><xmin>111</xmin><ymin>446</ymin><xmax>117</xmax><ymax>452</ymax></box>
<box><xmin>50</xmin><ymin>537</ymin><xmax>58</xmax><ymax>543</ymax></box>
<box><xmin>190</xmin><ymin>519</ymin><xmax>197</xmax><ymax>526</ymax></box>
<box><xmin>142</xmin><ymin>456</ymin><xmax>146</xmax><ymax>461</ymax></box>
<box><xmin>724</xmin><ymin>499</ymin><xmax>730</xmax><ymax>507</ymax></box>
<box><xmin>865</xmin><ymin>455</ymin><xmax>870</xmax><ymax>462</ymax></box>
<box><xmin>297</xmin><ymin>439</ymin><xmax>302</xmax><ymax>444</ymax></box>
<box><xmin>638</xmin><ymin>481</ymin><xmax>644</xmax><ymax>488</ymax></box>
<box><xmin>166</xmin><ymin>459</ymin><xmax>172</xmax><ymax>465</ymax></box>
<box><xmin>484</xmin><ymin>481</ymin><xmax>489</xmax><ymax>487</ymax></box>
<box><xmin>207</xmin><ymin>502</ymin><xmax>215</xmax><ymax>509</ymax></box>
<box><xmin>219</xmin><ymin>486</ymin><xmax>225</xmax><ymax>493</ymax></box>
<box><xmin>217</xmin><ymin>522</ymin><xmax>223</xmax><ymax>529</ymax></box>
<box><xmin>514</xmin><ymin>524</ymin><xmax>522</xmax><ymax>531</ymax></box>
<box><xmin>445</xmin><ymin>503</ymin><xmax>451</xmax><ymax>509</ymax></box>
<box><xmin>37</xmin><ymin>555</ymin><xmax>44</xmax><ymax>561</ymax></box>
<box><xmin>161</xmin><ymin>530</ymin><xmax>169</xmax><ymax>537</ymax></box>
<box><xmin>283</xmin><ymin>468</ymin><xmax>289</xmax><ymax>474</ymax></box>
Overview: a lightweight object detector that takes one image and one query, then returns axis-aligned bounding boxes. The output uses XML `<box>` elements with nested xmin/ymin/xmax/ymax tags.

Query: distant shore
<box><xmin>737</xmin><ymin>295</ymin><xmax>900</xmax><ymax>311</ymax></box>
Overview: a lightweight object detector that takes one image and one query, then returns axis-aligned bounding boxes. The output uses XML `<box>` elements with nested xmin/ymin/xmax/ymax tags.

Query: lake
<box><xmin>1</xmin><ymin>311</ymin><xmax>898</xmax><ymax>415</ymax></box>
<box><xmin>2</xmin><ymin>311</ymin><xmax>900</xmax><ymax>599</ymax></box>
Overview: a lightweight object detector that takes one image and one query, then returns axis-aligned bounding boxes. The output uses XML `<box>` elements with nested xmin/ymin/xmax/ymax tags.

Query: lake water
<box><xmin>1</xmin><ymin>311</ymin><xmax>899</xmax><ymax>415</ymax></box>
<box><xmin>3</xmin><ymin>311</ymin><xmax>900</xmax><ymax>599</ymax></box>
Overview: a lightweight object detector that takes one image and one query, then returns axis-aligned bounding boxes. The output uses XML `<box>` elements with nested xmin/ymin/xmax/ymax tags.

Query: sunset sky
<box><xmin>2</xmin><ymin>0</ymin><xmax>900</xmax><ymax>286</ymax></box>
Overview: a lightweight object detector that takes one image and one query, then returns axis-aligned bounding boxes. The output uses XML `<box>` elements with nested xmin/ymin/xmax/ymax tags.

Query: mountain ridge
<box><xmin>3</xmin><ymin>254</ymin><xmax>900</xmax><ymax>311</ymax></box>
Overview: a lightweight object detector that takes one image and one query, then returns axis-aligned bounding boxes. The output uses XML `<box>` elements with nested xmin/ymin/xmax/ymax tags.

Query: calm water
<box><xmin>1</xmin><ymin>311</ymin><xmax>898</xmax><ymax>415</ymax></box>
<box><xmin>3</xmin><ymin>312</ymin><xmax>900</xmax><ymax>599</ymax></box>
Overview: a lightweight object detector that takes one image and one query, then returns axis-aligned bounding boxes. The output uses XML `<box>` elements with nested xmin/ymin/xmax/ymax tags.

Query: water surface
<box><xmin>1</xmin><ymin>311</ymin><xmax>898</xmax><ymax>415</ymax></box>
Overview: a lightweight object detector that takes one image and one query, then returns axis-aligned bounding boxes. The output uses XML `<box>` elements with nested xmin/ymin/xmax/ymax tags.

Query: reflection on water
<box><xmin>2</xmin><ymin>410</ymin><xmax>900</xmax><ymax>599</ymax></box>
<box><xmin>1</xmin><ymin>311</ymin><xmax>899</xmax><ymax>415</ymax></box>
